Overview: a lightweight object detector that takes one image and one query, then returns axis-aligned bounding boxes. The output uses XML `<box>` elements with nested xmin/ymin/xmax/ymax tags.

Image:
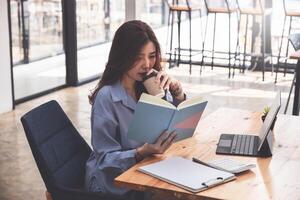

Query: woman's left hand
<box><xmin>169</xmin><ymin>79</ymin><xmax>184</xmax><ymax>100</ymax></box>
<box><xmin>155</xmin><ymin>71</ymin><xmax>184</xmax><ymax>100</ymax></box>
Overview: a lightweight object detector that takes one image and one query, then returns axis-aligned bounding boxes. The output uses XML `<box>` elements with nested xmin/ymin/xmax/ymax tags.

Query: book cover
<box><xmin>127</xmin><ymin>93</ymin><xmax>208</xmax><ymax>144</ymax></box>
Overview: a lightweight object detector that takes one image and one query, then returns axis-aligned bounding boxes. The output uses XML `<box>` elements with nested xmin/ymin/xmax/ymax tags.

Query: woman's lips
<box><xmin>139</xmin><ymin>72</ymin><xmax>148</xmax><ymax>78</ymax></box>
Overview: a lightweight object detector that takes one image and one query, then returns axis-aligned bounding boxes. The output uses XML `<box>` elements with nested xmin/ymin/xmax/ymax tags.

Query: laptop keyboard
<box><xmin>231</xmin><ymin>135</ymin><xmax>255</xmax><ymax>155</ymax></box>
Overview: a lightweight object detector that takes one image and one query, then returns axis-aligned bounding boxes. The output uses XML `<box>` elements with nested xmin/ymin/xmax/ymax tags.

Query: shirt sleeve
<box><xmin>91</xmin><ymin>112</ymin><xmax>137</xmax><ymax>172</ymax></box>
<box><xmin>172</xmin><ymin>93</ymin><xmax>187</xmax><ymax>107</ymax></box>
<box><xmin>164</xmin><ymin>90</ymin><xmax>187</xmax><ymax>107</ymax></box>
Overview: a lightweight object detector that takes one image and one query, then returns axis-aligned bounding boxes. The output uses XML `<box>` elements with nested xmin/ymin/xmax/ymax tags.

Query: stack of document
<box><xmin>138</xmin><ymin>156</ymin><xmax>236</xmax><ymax>193</ymax></box>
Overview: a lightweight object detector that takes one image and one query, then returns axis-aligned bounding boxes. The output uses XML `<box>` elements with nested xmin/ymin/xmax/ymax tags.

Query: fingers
<box><xmin>155</xmin><ymin>71</ymin><xmax>163</xmax><ymax>82</ymax></box>
<box><xmin>146</xmin><ymin>68</ymin><xmax>155</xmax><ymax>75</ymax></box>
<box><xmin>155</xmin><ymin>131</ymin><xmax>177</xmax><ymax>154</ymax></box>
<box><xmin>148</xmin><ymin>131</ymin><xmax>177</xmax><ymax>155</ymax></box>
<box><xmin>164</xmin><ymin>78</ymin><xmax>172</xmax><ymax>90</ymax></box>
<box><xmin>156</xmin><ymin>131</ymin><xmax>170</xmax><ymax>146</ymax></box>
<box><xmin>169</xmin><ymin>80</ymin><xmax>179</xmax><ymax>90</ymax></box>
<box><xmin>160</xmin><ymin>75</ymin><xmax>169</xmax><ymax>90</ymax></box>
<box><xmin>161</xmin><ymin>132</ymin><xmax>177</xmax><ymax>150</ymax></box>
<box><xmin>156</xmin><ymin>71</ymin><xmax>172</xmax><ymax>90</ymax></box>
<box><xmin>169</xmin><ymin>80</ymin><xmax>183</xmax><ymax>97</ymax></box>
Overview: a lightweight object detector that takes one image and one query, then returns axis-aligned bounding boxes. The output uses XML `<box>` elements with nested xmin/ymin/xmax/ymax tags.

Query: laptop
<box><xmin>216</xmin><ymin>91</ymin><xmax>281</xmax><ymax>157</ymax></box>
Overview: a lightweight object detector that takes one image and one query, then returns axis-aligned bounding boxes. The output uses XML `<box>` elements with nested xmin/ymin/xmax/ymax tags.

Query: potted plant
<box><xmin>261</xmin><ymin>106</ymin><xmax>276</xmax><ymax>130</ymax></box>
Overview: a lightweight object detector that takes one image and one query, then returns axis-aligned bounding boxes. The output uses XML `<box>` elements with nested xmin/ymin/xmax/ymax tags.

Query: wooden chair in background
<box><xmin>275</xmin><ymin>0</ymin><xmax>300</xmax><ymax>83</ymax></box>
<box><xmin>164</xmin><ymin>0</ymin><xmax>204</xmax><ymax>74</ymax></box>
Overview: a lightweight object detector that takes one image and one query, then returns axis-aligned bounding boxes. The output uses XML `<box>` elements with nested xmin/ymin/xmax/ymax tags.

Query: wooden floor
<box><xmin>0</xmin><ymin>65</ymin><xmax>294</xmax><ymax>200</ymax></box>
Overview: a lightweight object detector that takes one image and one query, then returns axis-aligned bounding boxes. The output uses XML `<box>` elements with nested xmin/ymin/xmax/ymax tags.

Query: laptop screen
<box><xmin>258</xmin><ymin>91</ymin><xmax>281</xmax><ymax>150</ymax></box>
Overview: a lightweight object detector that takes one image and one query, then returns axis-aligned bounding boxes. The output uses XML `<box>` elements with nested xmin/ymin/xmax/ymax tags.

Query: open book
<box><xmin>127</xmin><ymin>93</ymin><xmax>208</xmax><ymax>143</ymax></box>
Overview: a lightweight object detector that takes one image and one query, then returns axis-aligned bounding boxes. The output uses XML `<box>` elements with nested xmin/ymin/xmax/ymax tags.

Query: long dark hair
<box><xmin>89</xmin><ymin>20</ymin><xmax>162</xmax><ymax>104</ymax></box>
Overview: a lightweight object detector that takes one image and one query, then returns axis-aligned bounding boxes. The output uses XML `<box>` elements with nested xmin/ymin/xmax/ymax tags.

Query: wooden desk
<box><xmin>115</xmin><ymin>108</ymin><xmax>300</xmax><ymax>200</ymax></box>
<box><xmin>290</xmin><ymin>50</ymin><xmax>300</xmax><ymax>116</ymax></box>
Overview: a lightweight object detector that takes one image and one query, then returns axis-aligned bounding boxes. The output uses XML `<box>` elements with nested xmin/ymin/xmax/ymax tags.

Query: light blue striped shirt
<box><xmin>85</xmin><ymin>80</ymin><xmax>179</xmax><ymax>196</ymax></box>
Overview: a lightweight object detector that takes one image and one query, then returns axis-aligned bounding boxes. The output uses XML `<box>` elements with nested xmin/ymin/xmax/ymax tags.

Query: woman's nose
<box><xmin>143</xmin><ymin>58</ymin><xmax>150</xmax><ymax>69</ymax></box>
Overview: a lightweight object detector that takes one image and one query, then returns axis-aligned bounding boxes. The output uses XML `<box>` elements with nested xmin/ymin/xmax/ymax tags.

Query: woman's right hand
<box><xmin>136</xmin><ymin>131</ymin><xmax>177</xmax><ymax>161</ymax></box>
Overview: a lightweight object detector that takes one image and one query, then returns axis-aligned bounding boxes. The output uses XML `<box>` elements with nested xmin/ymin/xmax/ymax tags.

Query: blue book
<box><xmin>127</xmin><ymin>93</ymin><xmax>208</xmax><ymax>144</ymax></box>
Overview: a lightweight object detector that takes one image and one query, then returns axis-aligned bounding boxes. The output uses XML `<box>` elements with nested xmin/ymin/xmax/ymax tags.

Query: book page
<box><xmin>140</xmin><ymin>93</ymin><xmax>175</xmax><ymax>109</ymax></box>
<box><xmin>168</xmin><ymin>100</ymin><xmax>207</xmax><ymax>141</ymax></box>
<box><xmin>177</xmin><ymin>96</ymin><xmax>204</xmax><ymax>110</ymax></box>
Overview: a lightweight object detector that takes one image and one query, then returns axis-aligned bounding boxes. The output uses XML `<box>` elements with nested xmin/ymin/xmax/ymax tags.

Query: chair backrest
<box><xmin>21</xmin><ymin>100</ymin><xmax>92</xmax><ymax>192</ymax></box>
<box><xmin>289</xmin><ymin>33</ymin><xmax>300</xmax><ymax>51</ymax></box>
<box><xmin>236</xmin><ymin>0</ymin><xmax>264</xmax><ymax>11</ymax></box>
<box><xmin>164</xmin><ymin>0</ymin><xmax>204</xmax><ymax>9</ymax></box>
<box><xmin>204</xmin><ymin>0</ymin><xmax>237</xmax><ymax>11</ymax></box>
<box><xmin>164</xmin><ymin>0</ymin><xmax>189</xmax><ymax>8</ymax></box>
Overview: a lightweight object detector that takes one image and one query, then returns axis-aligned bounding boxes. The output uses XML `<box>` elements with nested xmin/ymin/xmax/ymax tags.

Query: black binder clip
<box><xmin>201</xmin><ymin>177</ymin><xmax>224</xmax><ymax>188</ymax></box>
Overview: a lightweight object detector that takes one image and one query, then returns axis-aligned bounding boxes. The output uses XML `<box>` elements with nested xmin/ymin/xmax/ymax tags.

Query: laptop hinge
<box><xmin>257</xmin><ymin>130</ymin><xmax>273</xmax><ymax>157</ymax></box>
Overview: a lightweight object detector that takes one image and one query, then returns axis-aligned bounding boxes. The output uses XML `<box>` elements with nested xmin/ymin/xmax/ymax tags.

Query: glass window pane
<box><xmin>28</xmin><ymin>1</ymin><xmax>64</xmax><ymax>60</ymax></box>
<box><xmin>76</xmin><ymin>0</ymin><xmax>125</xmax><ymax>81</ymax></box>
<box><xmin>11</xmin><ymin>0</ymin><xmax>66</xmax><ymax>100</ymax></box>
<box><xmin>10</xmin><ymin>1</ymin><xmax>24</xmax><ymax>65</ymax></box>
<box><xmin>138</xmin><ymin>0</ymin><xmax>164</xmax><ymax>28</ymax></box>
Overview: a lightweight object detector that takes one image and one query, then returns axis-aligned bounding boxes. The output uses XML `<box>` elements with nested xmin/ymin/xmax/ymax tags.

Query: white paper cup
<box><xmin>142</xmin><ymin>71</ymin><xmax>165</xmax><ymax>98</ymax></box>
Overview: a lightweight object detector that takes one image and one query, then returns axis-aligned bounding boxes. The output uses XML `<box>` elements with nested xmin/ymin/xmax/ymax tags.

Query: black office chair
<box><xmin>21</xmin><ymin>100</ymin><xmax>121</xmax><ymax>200</ymax></box>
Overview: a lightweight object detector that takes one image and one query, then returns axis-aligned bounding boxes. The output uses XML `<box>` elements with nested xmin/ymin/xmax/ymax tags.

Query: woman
<box><xmin>85</xmin><ymin>20</ymin><xmax>185</xmax><ymax>199</ymax></box>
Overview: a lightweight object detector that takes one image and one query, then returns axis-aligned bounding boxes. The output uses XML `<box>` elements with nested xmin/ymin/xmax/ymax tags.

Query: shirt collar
<box><xmin>110</xmin><ymin>80</ymin><xmax>137</xmax><ymax>111</ymax></box>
